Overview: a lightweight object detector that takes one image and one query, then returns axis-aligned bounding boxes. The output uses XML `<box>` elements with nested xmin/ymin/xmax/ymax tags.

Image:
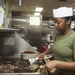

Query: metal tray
<box><xmin>0</xmin><ymin>73</ymin><xmax>42</xmax><ymax>75</ymax></box>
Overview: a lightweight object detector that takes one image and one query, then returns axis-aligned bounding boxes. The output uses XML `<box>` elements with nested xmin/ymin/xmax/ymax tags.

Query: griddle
<box><xmin>0</xmin><ymin>57</ymin><xmax>44</xmax><ymax>75</ymax></box>
<box><xmin>0</xmin><ymin>53</ymin><xmax>50</xmax><ymax>75</ymax></box>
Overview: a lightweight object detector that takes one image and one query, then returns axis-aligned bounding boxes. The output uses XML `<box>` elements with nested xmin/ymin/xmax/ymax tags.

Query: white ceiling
<box><xmin>7</xmin><ymin>0</ymin><xmax>75</xmax><ymax>17</ymax></box>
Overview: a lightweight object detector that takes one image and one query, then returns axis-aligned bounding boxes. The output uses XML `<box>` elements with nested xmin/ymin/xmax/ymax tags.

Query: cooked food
<box><xmin>0</xmin><ymin>64</ymin><xmax>18</xmax><ymax>73</ymax></box>
<box><xmin>23</xmin><ymin>51</ymin><xmax>38</xmax><ymax>54</ymax></box>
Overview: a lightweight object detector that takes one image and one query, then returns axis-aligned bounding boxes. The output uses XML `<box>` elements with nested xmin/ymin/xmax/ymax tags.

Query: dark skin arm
<box><xmin>44</xmin><ymin>53</ymin><xmax>75</xmax><ymax>71</ymax></box>
<box><xmin>37</xmin><ymin>48</ymin><xmax>52</xmax><ymax>59</ymax></box>
<box><xmin>56</xmin><ymin>53</ymin><xmax>75</xmax><ymax>71</ymax></box>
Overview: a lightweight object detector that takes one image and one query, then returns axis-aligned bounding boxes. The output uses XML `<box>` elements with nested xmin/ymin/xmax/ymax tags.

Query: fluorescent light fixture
<box><xmin>34</xmin><ymin>13</ymin><xmax>41</xmax><ymax>16</ymax></box>
<box><xmin>35</xmin><ymin>7</ymin><xmax>43</xmax><ymax>12</ymax></box>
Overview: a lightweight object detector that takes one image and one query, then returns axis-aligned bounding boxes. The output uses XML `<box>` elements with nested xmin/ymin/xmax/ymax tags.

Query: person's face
<box><xmin>54</xmin><ymin>18</ymin><xmax>70</xmax><ymax>33</ymax></box>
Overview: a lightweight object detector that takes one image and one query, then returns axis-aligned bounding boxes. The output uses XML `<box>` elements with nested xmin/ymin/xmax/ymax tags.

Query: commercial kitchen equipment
<box><xmin>0</xmin><ymin>28</ymin><xmax>50</xmax><ymax>75</ymax></box>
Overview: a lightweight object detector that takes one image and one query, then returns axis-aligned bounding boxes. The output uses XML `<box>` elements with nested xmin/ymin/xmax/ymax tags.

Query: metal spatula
<box><xmin>29</xmin><ymin>57</ymin><xmax>38</xmax><ymax>65</ymax></box>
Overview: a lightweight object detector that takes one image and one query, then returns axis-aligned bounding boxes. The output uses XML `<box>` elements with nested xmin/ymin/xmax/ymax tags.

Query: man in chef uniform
<box><xmin>38</xmin><ymin>7</ymin><xmax>75</xmax><ymax>75</ymax></box>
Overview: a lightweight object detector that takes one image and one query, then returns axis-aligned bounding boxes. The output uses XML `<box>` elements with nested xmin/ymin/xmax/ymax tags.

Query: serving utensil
<box><xmin>29</xmin><ymin>57</ymin><xmax>39</xmax><ymax>65</ymax></box>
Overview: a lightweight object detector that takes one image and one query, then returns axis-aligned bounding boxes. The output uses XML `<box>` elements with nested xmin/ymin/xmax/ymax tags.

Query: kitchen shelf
<box><xmin>41</xmin><ymin>41</ymin><xmax>54</xmax><ymax>43</ymax></box>
<box><xmin>0</xmin><ymin>28</ymin><xmax>19</xmax><ymax>32</ymax></box>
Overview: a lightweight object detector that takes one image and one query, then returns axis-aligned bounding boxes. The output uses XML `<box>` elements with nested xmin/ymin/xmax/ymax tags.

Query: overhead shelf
<box><xmin>0</xmin><ymin>28</ymin><xmax>19</xmax><ymax>32</ymax></box>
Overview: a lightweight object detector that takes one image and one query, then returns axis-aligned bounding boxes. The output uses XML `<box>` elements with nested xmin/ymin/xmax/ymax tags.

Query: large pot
<box><xmin>21</xmin><ymin>50</ymin><xmax>39</xmax><ymax>60</ymax></box>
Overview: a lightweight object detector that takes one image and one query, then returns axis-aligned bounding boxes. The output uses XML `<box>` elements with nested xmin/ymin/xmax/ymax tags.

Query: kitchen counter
<box><xmin>0</xmin><ymin>73</ymin><xmax>42</xmax><ymax>75</ymax></box>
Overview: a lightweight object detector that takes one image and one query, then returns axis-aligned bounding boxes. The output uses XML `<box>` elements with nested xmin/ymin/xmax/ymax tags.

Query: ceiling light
<box><xmin>73</xmin><ymin>9</ymin><xmax>75</xmax><ymax>11</ymax></box>
<box><xmin>34</xmin><ymin>13</ymin><xmax>41</xmax><ymax>16</ymax></box>
<box><xmin>35</xmin><ymin>7</ymin><xmax>43</xmax><ymax>12</ymax></box>
<box><xmin>19</xmin><ymin>0</ymin><xmax>22</xmax><ymax>6</ymax></box>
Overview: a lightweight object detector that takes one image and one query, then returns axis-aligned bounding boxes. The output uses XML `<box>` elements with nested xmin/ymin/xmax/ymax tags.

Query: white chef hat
<box><xmin>53</xmin><ymin>7</ymin><xmax>73</xmax><ymax>18</ymax></box>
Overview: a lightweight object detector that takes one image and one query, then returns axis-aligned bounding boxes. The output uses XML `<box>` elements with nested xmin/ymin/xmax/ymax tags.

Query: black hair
<box><xmin>65</xmin><ymin>16</ymin><xmax>75</xmax><ymax>21</ymax></box>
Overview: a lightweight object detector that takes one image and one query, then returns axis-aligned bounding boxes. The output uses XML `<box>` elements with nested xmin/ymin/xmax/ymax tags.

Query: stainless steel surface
<box><xmin>3</xmin><ymin>17</ymin><xmax>10</xmax><ymax>28</ymax></box>
<box><xmin>43</xmin><ymin>55</ymin><xmax>52</xmax><ymax>60</ymax></box>
<box><xmin>0</xmin><ymin>31</ymin><xmax>34</xmax><ymax>56</ymax></box>
<box><xmin>0</xmin><ymin>73</ymin><xmax>42</xmax><ymax>75</ymax></box>
<box><xmin>14</xmin><ymin>32</ymin><xmax>34</xmax><ymax>54</ymax></box>
<box><xmin>29</xmin><ymin>57</ymin><xmax>38</xmax><ymax>65</ymax></box>
<box><xmin>21</xmin><ymin>54</ymin><xmax>38</xmax><ymax>60</ymax></box>
<box><xmin>0</xmin><ymin>28</ymin><xmax>19</xmax><ymax>32</ymax></box>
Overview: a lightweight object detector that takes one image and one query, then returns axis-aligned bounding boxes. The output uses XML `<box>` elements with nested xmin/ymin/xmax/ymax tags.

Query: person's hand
<box><xmin>43</xmin><ymin>60</ymin><xmax>59</xmax><ymax>70</ymax></box>
<box><xmin>37</xmin><ymin>52</ymin><xmax>45</xmax><ymax>60</ymax></box>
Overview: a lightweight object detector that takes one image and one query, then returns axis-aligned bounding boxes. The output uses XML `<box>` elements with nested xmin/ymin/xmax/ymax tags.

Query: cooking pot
<box><xmin>21</xmin><ymin>50</ymin><xmax>39</xmax><ymax>60</ymax></box>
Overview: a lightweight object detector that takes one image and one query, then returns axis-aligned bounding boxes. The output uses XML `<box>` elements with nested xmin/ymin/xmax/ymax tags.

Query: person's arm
<box><xmin>43</xmin><ymin>48</ymin><xmax>52</xmax><ymax>54</ymax></box>
<box><xmin>56</xmin><ymin>53</ymin><xmax>75</xmax><ymax>71</ymax></box>
<box><xmin>37</xmin><ymin>48</ymin><xmax>52</xmax><ymax>59</ymax></box>
<box><xmin>44</xmin><ymin>53</ymin><xmax>75</xmax><ymax>71</ymax></box>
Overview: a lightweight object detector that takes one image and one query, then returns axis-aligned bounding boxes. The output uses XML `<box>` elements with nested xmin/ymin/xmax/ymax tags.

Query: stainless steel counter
<box><xmin>0</xmin><ymin>73</ymin><xmax>42</xmax><ymax>75</ymax></box>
